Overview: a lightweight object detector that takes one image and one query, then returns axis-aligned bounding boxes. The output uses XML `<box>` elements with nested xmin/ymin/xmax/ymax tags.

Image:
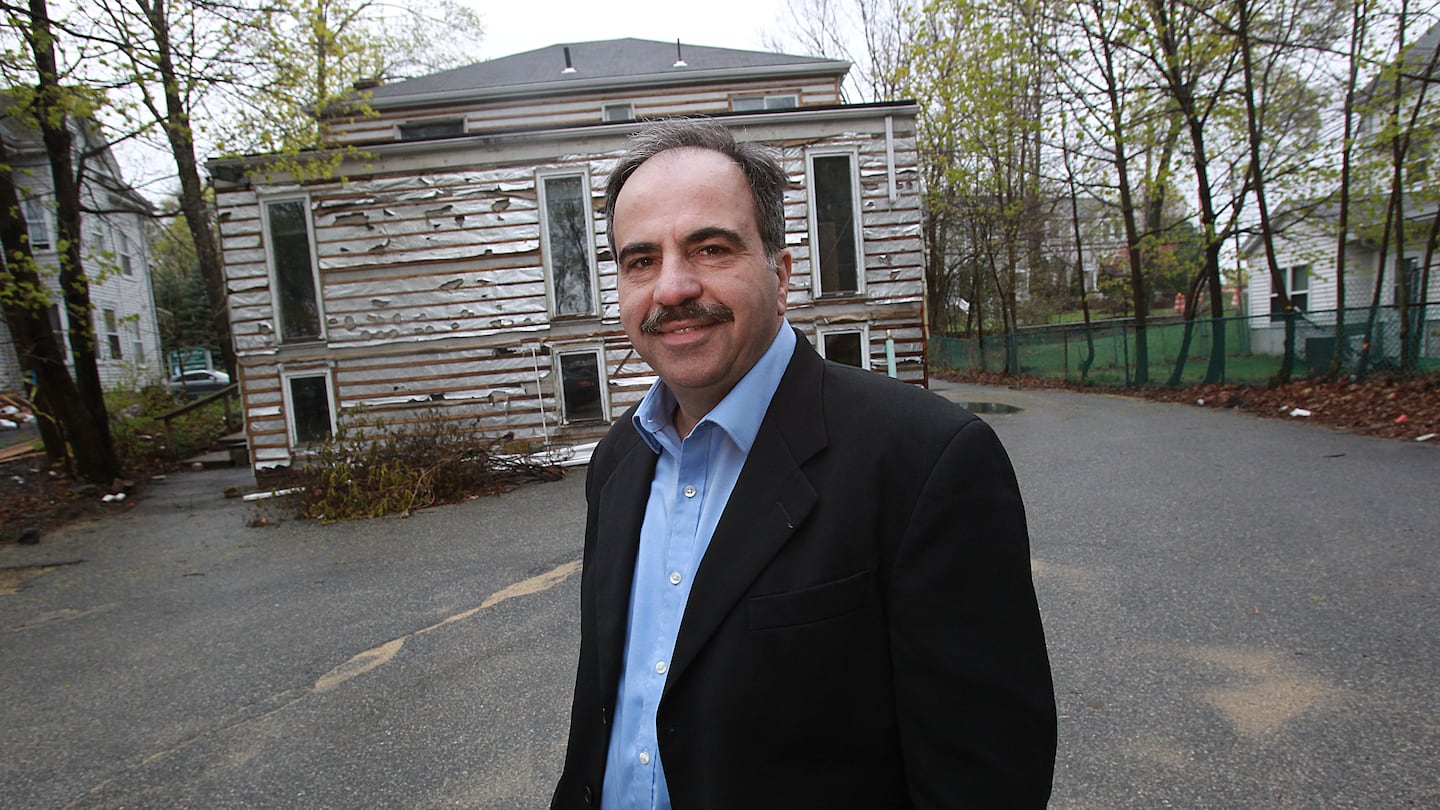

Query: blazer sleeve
<box><xmin>886</xmin><ymin>417</ymin><xmax>1057</xmax><ymax>808</ymax></box>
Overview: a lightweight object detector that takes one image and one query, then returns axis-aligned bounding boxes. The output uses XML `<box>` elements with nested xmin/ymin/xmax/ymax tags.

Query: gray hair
<box><xmin>604</xmin><ymin>118</ymin><xmax>789</xmax><ymax>262</ymax></box>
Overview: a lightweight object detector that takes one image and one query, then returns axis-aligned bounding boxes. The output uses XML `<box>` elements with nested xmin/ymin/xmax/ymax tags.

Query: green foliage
<box><xmin>285</xmin><ymin>410</ymin><xmax>562</xmax><ymax>523</ymax></box>
<box><xmin>107</xmin><ymin>385</ymin><xmax>233</xmax><ymax>474</ymax></box>
<box><xmin>149</xmin><ymin>210</ymin><xmax>223</xmax><ymax>358</ymax></box>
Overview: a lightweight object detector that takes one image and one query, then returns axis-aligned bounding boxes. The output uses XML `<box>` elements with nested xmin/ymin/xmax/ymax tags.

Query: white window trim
<box><xmin>536</xmin><ymin>168</ymin><xmax>601</xmax><ymax>319</ymax></box>
<box><xmin>816</xmin><ymin>324</ymin><xmax>871</xmax><ymax>370</ymax></box>
<box><xmin>806</xmin><ymin>146</ymin><xmax>867</xmax><ymax>297</ymax></box>
<box><xmin>23</xmin><ymin>197</ymin><xmax>51</xmax><ymax>249</ymax></box>
<box><xmin>260</xmin><ymin>194</ymin><xmax>327</xmax><ymax>343</ymax></box>
<box><xmin>554</xmin><ymin>344</ymin><xmax>610</xmax><ymax>423</ymax></box>
<box><xmin>280</xmin><ymin>367</ymin><xmax>337</xmax><ymax>450</ymax></box>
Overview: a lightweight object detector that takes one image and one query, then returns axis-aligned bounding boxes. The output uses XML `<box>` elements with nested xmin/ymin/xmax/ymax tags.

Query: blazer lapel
<box><xmin>593</xmin><ymin>431</ymin><xmax>658</xmax><ymax>701</ymax></box>
<box><xmin>666</xmin><ymin>336</ymin><xmax>829</xmax><ymax>691</ymax></box>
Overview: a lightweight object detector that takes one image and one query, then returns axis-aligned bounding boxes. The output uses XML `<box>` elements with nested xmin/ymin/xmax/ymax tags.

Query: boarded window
<box><xmin>540</xmin><ymin>173</ymin><xmax>597</xmax><ymax>318</ymax></box>
<box><xmin>822</xmin><ymin>330</ymin><xmax>865</xmax><ymax>368</ymax></box>
<box><xmin>559</xmin><ymin>351</ymin><xmax>603</xmax><ymax>422</ymax></box>
<box><xmin>265</xmin><ymin>200</ymin><xmax>322</xmax><ymax>341</ymax></box>
<box><xmin>288</xmin><ymin>374</ymin><xmax>333</xmax><ymax>445</ymax></box>
<box><xmin>810</xmin><ymin>153</ymin><xmax>862</xmax><ymax>295</ymax></box>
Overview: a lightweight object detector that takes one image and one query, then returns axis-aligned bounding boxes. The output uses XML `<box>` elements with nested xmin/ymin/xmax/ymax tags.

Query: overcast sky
<box><xmin>468</xmin><ymin>0</ymin><xmax>796</xmax><ymax>59</ymax></box>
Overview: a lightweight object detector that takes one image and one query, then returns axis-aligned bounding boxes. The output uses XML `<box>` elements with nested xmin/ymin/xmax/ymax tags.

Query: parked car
<box><xmin>169</xmin><ymin>369</ymin><xmax>232</xmax><ymax>399</ymax></box>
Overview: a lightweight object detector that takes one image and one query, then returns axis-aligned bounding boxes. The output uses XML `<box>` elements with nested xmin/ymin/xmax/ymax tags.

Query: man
<box><xmin>552</xmin><ymin>119</ymin><xmax>1055</xmax><ymax>809</ymax></box>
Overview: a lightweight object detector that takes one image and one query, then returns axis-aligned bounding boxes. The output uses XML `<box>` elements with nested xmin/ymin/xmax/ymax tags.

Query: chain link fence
<box><xmin>931</xmin><ymin>305</ymin><xmax>1440</xmax><ymax>386</ymax></box>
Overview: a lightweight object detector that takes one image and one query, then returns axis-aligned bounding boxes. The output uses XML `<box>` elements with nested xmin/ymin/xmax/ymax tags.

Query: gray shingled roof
<box><xmin>367</xmin><ymin>38</ymin><xmax>848</xmax><ymax>104</ymax></box>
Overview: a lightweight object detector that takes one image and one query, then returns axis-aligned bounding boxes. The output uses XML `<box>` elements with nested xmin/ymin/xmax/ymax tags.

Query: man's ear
<box><xmin>774</xmin><ymin>249</ymin><xmax>794</xmax><ymax>315</ymax></box>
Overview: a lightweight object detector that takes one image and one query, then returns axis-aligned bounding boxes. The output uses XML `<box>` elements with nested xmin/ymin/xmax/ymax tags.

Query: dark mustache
<box><xmin>640</xmin><ymin>301</ymin><xmax>735</xmax><ymax>335</ymax></box>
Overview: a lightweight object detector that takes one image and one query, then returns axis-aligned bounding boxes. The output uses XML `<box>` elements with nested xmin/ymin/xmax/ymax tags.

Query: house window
<box><xmin>398</xmin><ymin>119</ymin><xmax>464</xmax><ymax>140</ymax></box>
<box><xmin>22</xmin><ymin>198</ymin><xmax>49</xmax><ymax>249</ymax></box>
<box><xmin>262</xmin><ymin>198</ymin><xmax>324</xmax><ymax>342</ymax></box>
<box><xmin>283</xmin><ymin>371</ymin><xmax>335</xmax><ymax>446</ymax></box>
<box><xmin>1270</xmin><ymin>264</ymin><xmax>1309</xmax><ymax>321</ymax></box>
<box><xmin>732</xmin><ymin>94</ymin><xmax>798</xmax><ymax>112</ymax></box>
<box><xmin>103</xmin><ymin>308</ymin><xmax>122</xmax><ymax>360</ymax></box>
<box><xmin>129</xmin><ymin>321</ymin><xmax>145</xmax><ymax>363</ymax></box>
<box><xmin>538</xmin><ymin>170</ymin><xmax>598</xmax><ymax>318</ymax></box>
<box><xmin>1393</xmin><ymin>257</ymin><xmax>1420</xmax><ymax>305</ymax></box>
<box><xmin>808</xmin><ymin>150</ymin><xmax>864</xmax><ymax>296</ymax></box>
<box><xmin>603</xmin><ymin>102</ymin><xmax>634</xmax><ymax>122</ymax></box>
<box><xmin>818</xmin><ymin>326</ymin><xmax>869</xmax><ymax>369</ymax></box>
<box><xmin>118</xmin><ymin>231</ymin><xmax>134</xmax><ymax>276</ymax></box>
<box><xmin>558</xmin><ymin>349</ymin><xmax>605</xmax><ymax>422</ymax></box>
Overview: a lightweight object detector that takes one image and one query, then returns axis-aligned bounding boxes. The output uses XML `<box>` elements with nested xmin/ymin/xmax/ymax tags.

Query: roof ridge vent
<box><xmin>673</xmin><ymin>39</ymin><xmax>688</xmax><ymax>68</ymax></box>
<box><xmin>562</xmin><ymin>46</ymin><xmax>577</xmax><ymax>74</ymax></box>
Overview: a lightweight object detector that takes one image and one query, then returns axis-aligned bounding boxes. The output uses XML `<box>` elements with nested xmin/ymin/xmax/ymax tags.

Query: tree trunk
<box><xmin>26</xmin><ymin>0</ymin><xmax>120</xmax><ymax>483</ymax></box>
<box><xmin>141</xmin><ymin>0</ymin><xmax>237</xmax><ymax>378</ymax></box>
<box><xmin>1236</xmin><ymin>0</ymin><xmax>1295</xmax><ymax>384</ymax></box>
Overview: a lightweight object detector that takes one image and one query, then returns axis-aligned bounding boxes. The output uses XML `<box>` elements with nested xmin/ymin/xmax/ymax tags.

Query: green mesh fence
<box><xmin>931</xmin><ymin>305</ymin><xmax>1440</xmax><ymax>386</ymax></box>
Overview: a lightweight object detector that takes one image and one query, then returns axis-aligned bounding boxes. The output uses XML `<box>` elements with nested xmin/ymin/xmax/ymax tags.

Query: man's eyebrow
<box><xmin>616</xmin><ymin>241</ymin><xmax>659</xmax><ymax>266</ymax></box>
<box><xmin>683</xmin><ymin>226</ymin><xmax>745</xmax><ymax>247</ymax></box>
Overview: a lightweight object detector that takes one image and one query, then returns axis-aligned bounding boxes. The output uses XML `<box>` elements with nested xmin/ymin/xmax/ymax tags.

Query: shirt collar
<box><xmin>632</xmin><ymin>322</ymin><xmax>796</xmax><ymax>455</ymax></box>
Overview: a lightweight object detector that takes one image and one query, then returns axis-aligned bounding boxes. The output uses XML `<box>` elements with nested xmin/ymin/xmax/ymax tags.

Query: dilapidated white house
<box><xmin>208</xmin><ymin>39</ymin><xmax>926</xmax><ymax>473</ymax></box>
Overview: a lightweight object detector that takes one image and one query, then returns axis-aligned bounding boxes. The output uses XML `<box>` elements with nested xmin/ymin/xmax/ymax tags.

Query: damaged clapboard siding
<box><xmin>208</xmin><ymin>38</ymin><xmax>928</xmax><ymax>474</ymax></box>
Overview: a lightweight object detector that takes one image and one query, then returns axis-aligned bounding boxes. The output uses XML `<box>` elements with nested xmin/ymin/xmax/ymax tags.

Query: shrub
<box><xmin>284</xmin><ymin>410</ymin><xmax>564</xmax><ymax>523</ymax></box>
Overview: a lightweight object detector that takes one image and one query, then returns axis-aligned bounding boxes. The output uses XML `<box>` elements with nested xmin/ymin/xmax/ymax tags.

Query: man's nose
<box><xmin>653</xmin><ymin>254</ymin><xmax>703</xmax><ymax>306</ymax></box>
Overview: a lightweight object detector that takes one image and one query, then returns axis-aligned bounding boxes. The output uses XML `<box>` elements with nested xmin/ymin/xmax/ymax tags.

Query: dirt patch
<box><xmin>0</xmin><ymin>565</ymin><xmax>59</xmax><ymax>595</ymax></box>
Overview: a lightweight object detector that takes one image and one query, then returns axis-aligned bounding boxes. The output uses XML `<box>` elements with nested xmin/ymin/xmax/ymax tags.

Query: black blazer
<box><xmin>553</xmin><ymin>334</ymin><xmax>1056</xmax><ymax>809</ymax></box>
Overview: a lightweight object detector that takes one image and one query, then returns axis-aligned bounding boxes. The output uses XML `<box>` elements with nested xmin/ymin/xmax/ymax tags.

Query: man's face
<box><xmin>612</xmin><ymin>147</ymin><xmax>792</xmax><ymax>420</ymax></box>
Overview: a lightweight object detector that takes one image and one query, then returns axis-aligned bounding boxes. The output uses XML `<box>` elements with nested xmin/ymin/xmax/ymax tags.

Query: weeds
<box><xmin>282</xmin><ymin>410</ymin><xmax>564</xmax><ymax>523</ymax></box>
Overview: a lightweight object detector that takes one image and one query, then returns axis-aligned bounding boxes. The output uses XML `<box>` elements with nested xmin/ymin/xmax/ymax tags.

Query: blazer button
<box><xmin>583</xmin><ymin>784</ymin><xmax>595</xmax><ymax>805</ymax></box>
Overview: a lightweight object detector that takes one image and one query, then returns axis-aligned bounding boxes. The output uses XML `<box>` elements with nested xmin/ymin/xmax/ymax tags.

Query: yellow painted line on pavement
<box><xmin>312</xmin><ymin>560</ymin><xmax>581</xmax><ymax>694</ymax></box>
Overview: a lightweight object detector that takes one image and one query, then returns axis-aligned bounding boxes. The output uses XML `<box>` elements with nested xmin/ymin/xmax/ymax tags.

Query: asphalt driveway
<box><xmin>1</xmin><ymin>381</ymin><xmax>1436</xmax><ymax>808</ymax></box>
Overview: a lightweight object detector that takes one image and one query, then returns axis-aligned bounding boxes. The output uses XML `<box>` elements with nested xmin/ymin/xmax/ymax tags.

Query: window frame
<box><xmin>103</xmin><ymin>308</ymin><xmax>123</xmax><ymax>360</ymax></box>
<box><xmin>816</xmin><ymin>324</ymin><xmax>870</xmax><ymax>370</ymax></box>
<box><xmin>732</xmin><ymin>93</ymin><xmax>798</xmax><ymax>112</ymax></box>
<box><xmin>536</xmin><ymin>168</ymin><xmax>601</xmax><ymax>320</ymax></box>
<box><xmin>806</xmin><ymin>147</ymin><xmax>867</xmax><ymax>297</ymax></box>
<box><xmin>397</xmin><ymin>119</ymin><xmax>465</xmax><ymax>141</ymax></box>
<box><xmin>1270</xmin><ymin>263</ymin><xmax>1310</xmax><ymax>321</ymax></box>
<box><xmin>555</xmin><ymin>346</ymin><xmax>609</xmax><ymax>424</ymax></box>
<box><xmin>260</xmin><ymin>194</ymin><xmax>326</xmax><ymax>344</ymax></box>
<box><xmin>22</xmin><ymin>197</ymin><xmax>50</xmax><ymax>249</ymax></box>
<box><xmin>280</xmin><ymin>368</ymin><xmax>337</xmax><ymax>449</ymax></box>
<box><xmin>602</xmin><ymin>102</ymin><xmax>634</xmax><ymax>122</ymax></box>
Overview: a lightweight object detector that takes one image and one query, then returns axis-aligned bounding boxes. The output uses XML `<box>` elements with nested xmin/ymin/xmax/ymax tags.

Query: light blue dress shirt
<box><xmin>601</xmin><ymin>323</ymin><xmax>796</xmax><ymax>810</ymax></box>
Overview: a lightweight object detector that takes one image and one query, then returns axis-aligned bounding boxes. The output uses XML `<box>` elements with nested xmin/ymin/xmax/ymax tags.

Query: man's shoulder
<box><xmin>818</xmin><ymin>362</ymin><xmax>979</xmax><ymax>432</ymax></box>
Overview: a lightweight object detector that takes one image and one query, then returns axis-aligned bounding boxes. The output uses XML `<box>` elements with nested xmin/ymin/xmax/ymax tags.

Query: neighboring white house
<box><xmin>1241</xmin><ymin>207</ymin><xmax>1439</xmax><ymax>369</ymax></box>
<box><xmin>208</xmin><ymin>39</ymin><xmax>926</xmax><ymax>474</ymax></box>
<box><xmin>0</xmin><ymin>103</ymin><xmax>163</xmax><ymax>393</ymax></box>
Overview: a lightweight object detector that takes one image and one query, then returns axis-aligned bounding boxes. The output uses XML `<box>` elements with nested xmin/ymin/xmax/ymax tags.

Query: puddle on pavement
<box><xmin>956</xmin><ymin>401</ymin><xmax>1023</xmax><ymax>415</ymax></box>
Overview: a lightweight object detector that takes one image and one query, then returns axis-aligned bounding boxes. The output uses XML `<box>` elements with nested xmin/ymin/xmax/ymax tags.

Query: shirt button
<box><xmin>655</xmin><ymin>661</ymin><xmax>668</xmax><ymax>674</ymax></box>
<box><xmin>669</xmin><ymin>571</ymin><xmax>682</xmax><ymax>585</ymax></box>
<box><xmin>683</xmin><ymin>485</ymin><xmax>697</xmax><ymax>498</ymax></box>
<box><xmin>639</xmin><ymin>751</ymin><xmax>651</xmax><ymax>765</ymax></box>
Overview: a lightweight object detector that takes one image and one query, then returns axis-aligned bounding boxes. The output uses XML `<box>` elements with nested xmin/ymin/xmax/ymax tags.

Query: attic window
<box><xmin>732</xmin><ymin>94</ymin><xmax>798</xmax><ymax>112</ymax></box>
<box><xmin>603</xmin><ymin>103</ymin><xmax>634</xmax><ymax>122</ymax></box>
<box><xmin>397</xmin><ymin>119</ymin><xmax>465</xmax><ymax>140</ymax></box>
